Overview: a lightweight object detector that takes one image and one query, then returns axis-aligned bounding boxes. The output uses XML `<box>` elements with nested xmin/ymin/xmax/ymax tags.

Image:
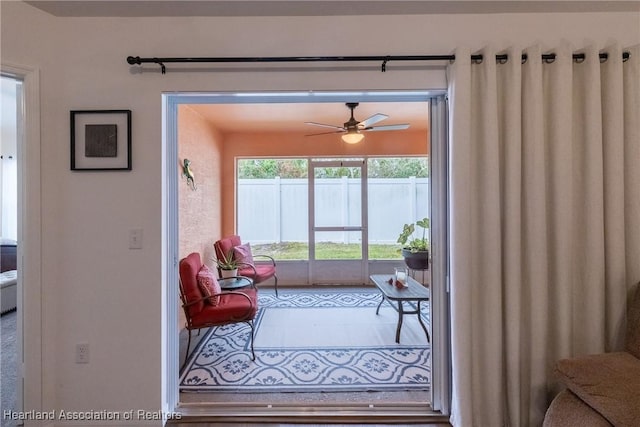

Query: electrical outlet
<box><xmin>76</xmin><ymin>342</ymin><xmax>89</xmax><ymax>364</ymax></box>
<box><xmin>129</xmin><ymin>228</ymin><xmax>143</xmax><ymax>249</ymax></box>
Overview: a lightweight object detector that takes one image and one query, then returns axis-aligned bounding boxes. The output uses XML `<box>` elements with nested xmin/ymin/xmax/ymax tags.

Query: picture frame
<box><xmin>70</xmin><ymin>110</ymin><xmax>132</xmax><ymax>171</ymax></box>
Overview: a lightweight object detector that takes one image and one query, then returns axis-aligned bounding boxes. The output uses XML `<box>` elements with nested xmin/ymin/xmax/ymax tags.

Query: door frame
<box><xmin>163</xmin><ymin>90</ymin><xmax>449</xmax><ymax>420</ymax></box>
<box><xmin>428</xmin><ymin>95</ymin><xmax>451</xmax><ymax>414</ymax></box>
<box><xmin>309</xmin><ymin>158</ymin><xmax>367</xmax><ymax>284</ymax></box>
<box><xmin>1</xmin><ymin>64</ymin><xmax>43</xmax><ymax>418</ymax></box>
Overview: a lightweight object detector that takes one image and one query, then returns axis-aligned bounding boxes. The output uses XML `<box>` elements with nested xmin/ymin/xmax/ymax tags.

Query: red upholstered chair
<box><xmin>214</xmin><ymin>235</ymin><xmax>279</xmax><ymax>297</ymax></box>
<box><xmin>178</xmin><ymin>252</ymin><xmax>258</xmax><ymax>368</ymax></box>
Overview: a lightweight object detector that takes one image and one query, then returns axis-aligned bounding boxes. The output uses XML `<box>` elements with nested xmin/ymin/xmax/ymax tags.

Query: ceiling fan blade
<box><xmin>305</xmin><ymin>121</ymin><xmax>345</xmax><ymax>131</ymax></box>
<box><xmin>359</xmin><ymin>113</ymin><xmax>388</xmax><ymax>128</ymax></box>
<box><xmin>365</xmin><ymin>124</ymin><xmax>411</xmax><ymax>132</ymax></box>
<box><xmin>305</xmin><ymin>130</ymin><xmax>345</xmax><ymax>137</ymax></box>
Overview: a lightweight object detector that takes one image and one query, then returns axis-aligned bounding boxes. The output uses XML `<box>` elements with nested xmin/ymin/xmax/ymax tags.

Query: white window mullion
<box><xmin>308</xmin><ymin>157</ymin><xmax>315</xmax><ymax>284</ymax></box>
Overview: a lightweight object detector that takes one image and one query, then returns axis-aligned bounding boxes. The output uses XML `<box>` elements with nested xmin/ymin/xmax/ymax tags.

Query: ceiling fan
<box><xmin>305</xmin><ymin>102</ymin><xmax>410</xmax><ymax>144</ymax></box>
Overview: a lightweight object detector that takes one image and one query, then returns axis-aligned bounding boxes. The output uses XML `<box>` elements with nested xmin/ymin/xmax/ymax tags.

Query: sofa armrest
<box><xmin>544</xmin><ymin>389</ymin><xmax>612</xmax><ymax>427</ymax></box>
<box><xmin>0</xmin><ymin>239</ymin><xmax>17</xmax><ymax>273</ymax></box>
<box><xmin>626</xmin><ymin>282</ymin><xmax>640</xmax><ymax>359</ymax></box>
<box><xmin>555</xmin><ymin>352</ymin><xmax>640</xmax><ymax>427</ymax></box>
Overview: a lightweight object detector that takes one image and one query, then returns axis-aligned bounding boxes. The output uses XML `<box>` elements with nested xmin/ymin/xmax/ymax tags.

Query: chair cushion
<box><xmin>0</xmin><ymin>270</ymin><xmax>17</xmax><ymax>288</ymax></box>
<box><xmin>179</xmin><ymin>252</ymin><xmax>205</xmax><ymax>317</ymax></box>
<box><xmin>234</xmin><ymin>243</ymin><xmax>255</xmax><ymax>265</ymax></box>
<box><xmin>190</xmin><ymin>287</ymin><xmax>258</xmax><ymax>328</ymax></box>
<box><xmin>555</xmin><ymin>352</ymin><xmax>640</xmax><ymax>427</ymax></box>
<box><xmin>0</xmin><ymin>270</ymin><xmax>17</xmax><ymax>314</ymax></box>
<box><xmin>238</xmin><ymin>263</ymin><xmax>275</xmax><ymax>284</ymax></box>
<box><xmin>196</xmin><ymin>264</ymin><xmax>221</xmax><ymax>306</ymax></box>
<box><xmin>214</xmin><ymin>235</ymin><xmax>242</xmax><ymax>262</ymax></box>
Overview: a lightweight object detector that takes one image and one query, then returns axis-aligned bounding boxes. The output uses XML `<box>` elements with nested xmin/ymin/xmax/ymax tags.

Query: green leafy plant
<box><xmin>216</xmin><ymin>249</ymin><xmax>239</xmax><ymax>270</ymax></box>
<box><xmin>397</xmin><ymin>217</ymin><xmax>430</xmax><ymax>252</ymax></box>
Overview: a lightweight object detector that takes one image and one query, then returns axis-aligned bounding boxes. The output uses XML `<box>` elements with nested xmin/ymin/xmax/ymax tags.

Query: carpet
<box><xmin>179</xmin><ymin>290</ymin><xmax>431</xmax><ymax>393</ymax></box>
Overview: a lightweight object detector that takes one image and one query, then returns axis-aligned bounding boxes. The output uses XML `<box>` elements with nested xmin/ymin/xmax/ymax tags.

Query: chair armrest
<box><xmin>181</xmin><ymin>288</ymin><xmax>255</xmax><ymax>308</ymax></box>
<box><xmin>236</xmin><ymin>262</ymin><xmax>258</xmax><ymax>276</ymax></box>
<box><xmin>214</xmin><ymin>289</ymin><xmax>254</xmax><ymax>302</ymax></box>
<box><xmin>216</xmin><ymin>290</ymin><xmax>257</xmax><ymax>320</ymax></box>
<box><xmin>253</xmin><ymin>254</ymin><xmax>276</xmax><ymax>266</ymax></box>
<box><xmin>182</xmin><ymin>295</ymin><xmax>210</xmax><ymax>308</ymax></box>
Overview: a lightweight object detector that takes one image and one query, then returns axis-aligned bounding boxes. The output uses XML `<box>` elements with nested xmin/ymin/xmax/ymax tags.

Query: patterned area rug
<box><xmin>180</xmin><ymin>290</ymin><xmax>431</xmax><ymax>393</ymax></box>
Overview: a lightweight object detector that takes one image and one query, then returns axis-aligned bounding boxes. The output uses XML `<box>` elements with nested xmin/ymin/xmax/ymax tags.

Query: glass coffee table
<box><xmin>218</xmin><ymin>276</ymin><xmax>253</xmax><ymax>290</ymax></box>
<box><xmin>369</xmin><ymin>274</ymin><xmax>430</xmax><ymax>344</ymax></box>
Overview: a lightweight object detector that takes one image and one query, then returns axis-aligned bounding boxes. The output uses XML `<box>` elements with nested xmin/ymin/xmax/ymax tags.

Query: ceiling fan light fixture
<box><xmin>341</xmin><ymin>131</ymin><xmax>364</xmax><ymax>144</ymax></box>
<box><xmin>306</xmin><ymin>102</ymin><xmax>409</xmax><ymax>142</ymax></box>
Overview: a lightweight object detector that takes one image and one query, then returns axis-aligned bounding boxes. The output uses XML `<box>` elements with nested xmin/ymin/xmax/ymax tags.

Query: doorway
<box><xmin>164</xmin><ymin>91</ymin><xmax>450</xmax><ymax>421</ymax></box>
<box><xmin>0</xmin><ymin>63</ymin><xmax>43</xmax><ymax>425</ymax></box>
<box><xmin>309</xmin><ymin>159</ymin><xmax>367</xmax><ymax>284</ymax></box>
<box><xmin>1</xmin><ymin>73</ymin><xmax>22</xmax><ymax>426</ymax></box>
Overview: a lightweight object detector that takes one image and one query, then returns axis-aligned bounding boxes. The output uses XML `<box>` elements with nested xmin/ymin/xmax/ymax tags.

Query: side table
<box><xmin>369</xmin><ymin>274</ymin><xmax>430</xmax><ymax>344</ymax></box>
<box><xmin>218</xmin><ymin>276</ymin><xmax>253</xmax><ymax>290</ymax></box>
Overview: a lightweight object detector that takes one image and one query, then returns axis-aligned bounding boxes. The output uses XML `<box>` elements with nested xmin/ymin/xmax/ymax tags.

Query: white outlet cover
<box><xmin>129</xmin><ymin>228</ymin><xmax>143</xmax><ymax>249</ymax></box>
<box><xmin>76</xmin><ymin>342</ymin><xmax>89</xmax><ymax>364</ymax></box>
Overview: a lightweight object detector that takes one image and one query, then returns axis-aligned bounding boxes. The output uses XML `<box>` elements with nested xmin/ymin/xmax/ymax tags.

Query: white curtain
<box><xmin>447</xmin><ymin>43</ymin><xmax>640</xmax><ymax>426</ymax></box>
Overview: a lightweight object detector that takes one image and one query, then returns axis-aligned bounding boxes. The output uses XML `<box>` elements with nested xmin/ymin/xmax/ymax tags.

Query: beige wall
<box><xmin>1</xmin><ymin>0</ymin><xmax>638</xmax><ymax>422</ymax></box>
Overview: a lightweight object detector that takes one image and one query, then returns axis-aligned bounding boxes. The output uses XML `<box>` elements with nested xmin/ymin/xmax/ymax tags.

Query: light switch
<box><xmin>129</xmin><ymin>228</ymin><xmax>143</xmax><ymax>249</ymax></box>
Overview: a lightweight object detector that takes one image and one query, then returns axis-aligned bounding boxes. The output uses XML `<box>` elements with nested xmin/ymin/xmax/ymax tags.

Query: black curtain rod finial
<box><xmin>128</xmin><ymin>56</ymin><xmax>166</xmax><ymax>73</ymax></box>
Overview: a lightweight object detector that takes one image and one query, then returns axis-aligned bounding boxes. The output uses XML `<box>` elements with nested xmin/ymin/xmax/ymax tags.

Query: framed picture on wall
<box><xmin>70</xmin><ymin>110</ymin><xmax>132</xmax><ymax>171</ymax></box>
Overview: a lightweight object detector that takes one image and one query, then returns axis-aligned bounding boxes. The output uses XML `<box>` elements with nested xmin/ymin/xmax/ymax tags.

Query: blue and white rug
<box><xmin>179</xmin><ymin>290</ymin><xmax>431</xmax><ymax>393</ymax></box>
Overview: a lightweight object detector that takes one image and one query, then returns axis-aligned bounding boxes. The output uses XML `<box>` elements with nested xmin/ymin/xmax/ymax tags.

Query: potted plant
<box><xmin>216</xmin><ymin>249</ymin><xmax>239</xmax><ymax>278</ymax></box>
<box><xmin>397</xmin><ymin>217</ymin><xmax>430</xmax><ymax>270</ymax></box>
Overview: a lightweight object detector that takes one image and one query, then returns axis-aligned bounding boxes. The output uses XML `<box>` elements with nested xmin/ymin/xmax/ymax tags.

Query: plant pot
<box><xmin>401</xmin><ymin>248</ymin><xmax>429</xmax><ymax>270</ymax></box>
<box><xmin>220</xmin><ymin>268</ymin><xmax>238</xmax><ymax>278</ymax></box>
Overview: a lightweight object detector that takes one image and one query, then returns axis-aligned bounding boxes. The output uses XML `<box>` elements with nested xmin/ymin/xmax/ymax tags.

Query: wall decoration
<box><xmin>181</xmin><ymin>158</ymin><xmax>196</xmax><ymax>190</ymax></box>
<box><xmin>70</xmin><ymin>110</ymin><xmax>131</xmax><ymax>171</ymax></box>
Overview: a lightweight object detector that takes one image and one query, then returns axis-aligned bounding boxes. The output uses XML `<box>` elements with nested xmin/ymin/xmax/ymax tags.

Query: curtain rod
<box><xmin>126</xmin><ymin>52</ymin><xmax>631</xmax><ymax>74</ymax></box>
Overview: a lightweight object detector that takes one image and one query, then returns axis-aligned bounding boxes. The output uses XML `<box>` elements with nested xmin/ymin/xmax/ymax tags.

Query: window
<box><xmin>367</xmin><ymin>157</ymin><xmax>429</xmax><ymax>260</ymax></box>
<box><xmin>236</xmin><ymin>156</ymin><xmax>429</xmax><ymax>262</ymax></box>
<box><xmin>237</xmin><ymin>158</ymin><xmax>309</xmax><ymax>260</ymax></box>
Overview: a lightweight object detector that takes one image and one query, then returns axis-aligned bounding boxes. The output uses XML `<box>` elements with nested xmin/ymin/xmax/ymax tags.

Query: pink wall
<box><xmin>178</xmin><ymin>106</ymin><xmax>223</xmax><ymax>266</ymax></box>
<box><xmin>221</xmin><ymin>129</ymin><xmax>429</xmax><ymax>235</ymax></box>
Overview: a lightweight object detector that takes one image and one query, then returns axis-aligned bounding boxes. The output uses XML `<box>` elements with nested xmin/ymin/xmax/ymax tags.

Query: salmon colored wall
<box><xmin>221</xmin><ymin>129</ymin><xmax>429</xmax><ymax>236</ymax></box>
<box><xmin>178</xmin><ymin>106</ymin><xmax>223</xmax><ymax>267</ymax></box>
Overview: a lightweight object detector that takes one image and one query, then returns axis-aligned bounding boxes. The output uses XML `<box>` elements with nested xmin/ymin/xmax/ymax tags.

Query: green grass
<box><xmin>252</xmin><ymin>242</ymin><xmax>402</xmax><ymax>260</ymax></box>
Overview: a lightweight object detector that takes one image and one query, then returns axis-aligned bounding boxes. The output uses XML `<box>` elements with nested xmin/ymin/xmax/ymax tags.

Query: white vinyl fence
<box><xmin>237</xmin><ymin>177</ymin><xmax>429</xmax><ymax>244</ymax></box>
